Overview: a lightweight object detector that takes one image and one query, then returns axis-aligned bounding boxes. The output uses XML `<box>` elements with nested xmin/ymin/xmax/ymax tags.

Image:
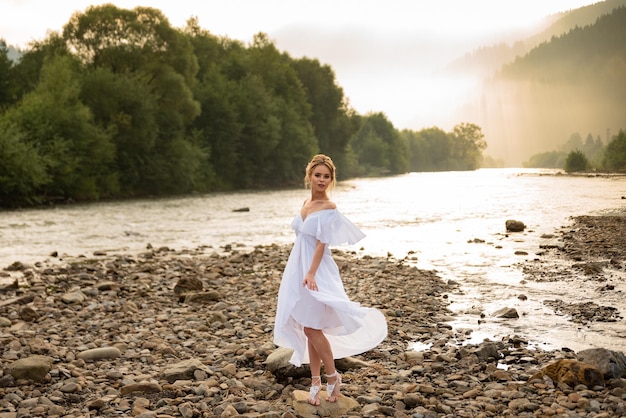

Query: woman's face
<box><xmin>310</xmin><ymin>164</ymin><xmax>332</xmax><ymax>193</ymax></box>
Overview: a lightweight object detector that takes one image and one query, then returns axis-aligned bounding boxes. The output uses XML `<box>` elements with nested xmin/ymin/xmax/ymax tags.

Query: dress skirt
<box><xmin>273</xmin><ymin>209</ymin><xmax>388</xmax><ymax>366</ymax></box>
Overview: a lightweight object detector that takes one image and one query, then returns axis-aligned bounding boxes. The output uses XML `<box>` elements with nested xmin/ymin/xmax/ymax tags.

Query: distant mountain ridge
<box><xmin>463</xmin><ymin>2</ymin><xmax>626</xmax><ymax>166</ymax></box>
<box><xmin>499</xmin><ymin>5</ymin><xmax>626</xmax><ymax>83</ymax></box>
<box><xmin>449</xmin><ymin>0</ymin><xmax>626</xmax><ymax>77</ymax></box>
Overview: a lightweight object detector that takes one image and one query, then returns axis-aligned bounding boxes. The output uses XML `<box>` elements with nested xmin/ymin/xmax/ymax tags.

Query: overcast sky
<box><xmin>1</xmin><ymin>0</ymin><xmax>601</xmax><ymax>131</ymax></box>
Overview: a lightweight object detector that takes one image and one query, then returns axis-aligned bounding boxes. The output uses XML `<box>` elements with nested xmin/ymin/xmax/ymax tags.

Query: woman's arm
<box><xmin>303</xmin><ymin>240</ymin><xmax>325</xmax><ymax>291</ymax></box>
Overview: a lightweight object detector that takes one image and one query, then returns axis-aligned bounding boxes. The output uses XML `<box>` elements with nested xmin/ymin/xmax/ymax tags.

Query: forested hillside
<box><xmin>449</xmin><ymin>0</ymin><xmax>626</xmax><ymax>78</ymax></box>
<box><xmin>499</xmin><ymin>6</ymin><xmax>626</xmax><ymax>84</ymax></box>
<box><xmin>465</xmin><ymin>5</ymin><xmax>626</xmax><ymax>165</ymax></box>
<box><xmin>0</xmin><ymin>5</ymin><xmax>487</xmax><ymax>208</ymax></box>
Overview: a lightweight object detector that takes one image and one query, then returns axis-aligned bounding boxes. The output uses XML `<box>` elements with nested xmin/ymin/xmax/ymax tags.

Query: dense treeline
<box><xmin>0</xmin><ymin>5</ymin><xmax>487</xmax><ymax>208</ymax></box>
<box><xmin>524</xmin><ymin>129</ymin><xmax>626</xmax><ymax>172</ymax></box>
<box><xmin>402</xmin><ymin>123</ymin><xmax>486</xmax><ymax>172</ymax></box>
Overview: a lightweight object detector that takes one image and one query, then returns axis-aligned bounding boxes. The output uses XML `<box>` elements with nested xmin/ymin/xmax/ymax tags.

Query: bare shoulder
<box><xmin>325</xmin><ymin>201</ymin><xmax>337</xmax><ymax>210</ymax></box>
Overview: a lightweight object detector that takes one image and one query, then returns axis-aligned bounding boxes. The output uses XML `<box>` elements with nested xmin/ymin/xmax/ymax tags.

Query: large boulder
<box><xmin>492</xmin><ymin>307</ymin><xmax>519</xmax><ymax>319</ymax></box>
<box><xmin>472</xmin><ymin>342</ymin><xmax>501</xmax><ymax>362</ymax></box>
<box><xmin>505</xmin><ymin>220</ymin><xmax>526</xmax><ymax>232</ymax></box>
<box><xmin>61</xmin><ymin>290</ymin><xmax>86</xmax><ymax>304</ymax></box>
<box><xmin>264</xmin><ymin>347</ymin><xmax>310</xmax><ymax>378</ymax></box>
<box><xmin>529</xmin><ymin>359</ymin><xmax>604</xmax><ymax>389</ymax></box>
<box><xmin>577</xmin><ymin>348</ymin><xmax>626</xmax><ymax>379</ymax></box>
<box><xmin>161</xmin><ymin>359</ymin><xmax>213</xmax><ymax>383</ymax></box>
<box><xmin>8</xmin><ymin>355</ymin><xmax>54</xmax><ymax>382</ymax></box>
<box><xmin>292</xmin><ymin>389</ymin><xmax>359</xmax><ymax>417</ymax></box>
<box><xmin>173</xmin><ymin>277</ymin><xmax>203</xmax><ymax>295</ymax></box>
<box><xmin>77</xmin><ymin>347</ymin><xmax>122</xmax><ymax>362</ymax></box>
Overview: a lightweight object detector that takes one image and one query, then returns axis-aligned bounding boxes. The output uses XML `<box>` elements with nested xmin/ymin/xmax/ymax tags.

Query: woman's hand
<box><xmin>304</xmin><ymin>240</ymin><xmax>324</xmax><ymax>291</ymax></box>
<box><xmin>303</xmin><ymin>272</ymin><xmax>318</xmax><ymax>291</ymax></box>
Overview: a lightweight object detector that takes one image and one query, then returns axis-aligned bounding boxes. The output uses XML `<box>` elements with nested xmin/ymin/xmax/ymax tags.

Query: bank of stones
<box><xmin>0</xmin><ymin>235</ymin><xmax>624</xmax><ymax>417</ymax></box>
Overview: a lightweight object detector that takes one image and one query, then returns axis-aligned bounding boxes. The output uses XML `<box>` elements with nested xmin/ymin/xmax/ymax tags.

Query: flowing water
<box><xmin>1</xmin><ymin>168</ymin><xmax>625</xmax><ymax>352</ymax></box>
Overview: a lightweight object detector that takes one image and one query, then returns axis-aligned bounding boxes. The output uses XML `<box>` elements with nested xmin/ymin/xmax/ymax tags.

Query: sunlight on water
<box><xmin>1</xmin><ymin>168</ymin><xmax>625</xmax><ymax>352</ymax></box>
<box><xmin>409</xmin><ymin>341</ymin><xmax>433</xmax><ymax>352</ymax></box>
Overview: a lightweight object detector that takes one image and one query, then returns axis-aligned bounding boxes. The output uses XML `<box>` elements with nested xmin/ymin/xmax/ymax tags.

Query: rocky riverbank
<box><xmin>0</xmin><ymin>217</ymin><xmax>625</xmax><ymax>417</ymax></box>
<box><xmin>520</xmin><ymin>215</ymin><xmax>626</xmax><ymax>327</ymax></box>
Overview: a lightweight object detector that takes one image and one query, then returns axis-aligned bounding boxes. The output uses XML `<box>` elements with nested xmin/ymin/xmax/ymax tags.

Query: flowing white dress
<box><xmin>273</xmin><ymin>208</ymin><xmax>388</xmax><ymax>366</ymax></box>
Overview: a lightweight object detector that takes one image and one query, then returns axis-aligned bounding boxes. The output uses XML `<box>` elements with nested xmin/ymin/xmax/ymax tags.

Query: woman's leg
<box><xmin>307</xmin><ymin>338</ymin><xmax>321</xmax><ymax>377</ymax></box>
<box><xmin>306</xmin><ymin>336</ymin><xmax>322</xmax><ymax>405</ymax></box>
<box><xmin>304</xmin><ymin>327</ymin><xmax>336</xmax><ymax>375</ymax></box>
<box><xmin>304</xmin><ymin>327</ymin><xmax>340</xmax><ymax>401</ymax></box>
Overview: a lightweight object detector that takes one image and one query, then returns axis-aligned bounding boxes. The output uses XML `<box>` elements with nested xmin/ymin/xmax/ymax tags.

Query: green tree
<box><xmin>413</xmin><ymin>127</ymin><xmax>452</xmax><ymax>171</ymax></box>
<box><xmin>8</xmin><ymin>35</ymin><xmax>69</xmax><ymax>104</ymax></box>
<box><xmin>63</xmin><ymin>4</ymin><xmax>203</xmax><ymax>194</ymax></box>
<box><xmin>402</xmin><ymin>129</ymin><xmax>427</xmax><ymax>172</ymax></box>
<box><xmin>291</xmin><ymin>57</ymin><xmax>355</xmax><ymax>161</ymax></box>
<box><xmin>351</xmin><ymin>114</ymin><xmax>385</xmax><ymax>174</ymax></box>
<box><xmin>564</xmin><ymin>150</ymin><xmax>589</xmax><ymax>172</ymax></box>
<box><xmin>561</xmin><ymin>133</ymin><xmax>583</xmax><ymax>153</ymax></box>
<box><xmin>0</xmin><ymin>40</ymin><xmax>13</xmax><ymax>110</ymax></box>
<box><xmin>185</xmin><ymin>21</ymin><xmax>241</xmax><ymax>189</ymax></box>
<box><xmin>0</xmin><ymin>121</ymin><xmax>49</xmax><ymax>206</ymax></box>
<box><xmin>450</xmin><ymin>122</ymin><xmax>487</xmax><ymax>170</ymax></box>
<box><xmin>233</xmin><ymin>33</ymin><xmax>317</xmax><ymax>187</ymax></box>
<box><xmin>430</xmin><ymin>128</ymin><xmax>455</xmax><ymax>171</ymax></box>
<box><xmin>80</xmin><ymin>67</ymin><xmax>157</xmax><ymax>192</ymax></box>
<box><xmin>3</xmin><ymin>55</ymin><xmax>116</xmax><ymax>200</ymax></box>
<box><xmin>350</xmin><ymin>112</ymin><xmax>407</xmax><ymax>175</ymax></box>
<box><xmin>64</xmin><ymin>4</ymin><xmax>198</xmax><ymax>83</ymax></box>
<box><xmin>582</xmin><ymin>133</ymin><xmax>605</xmax><ymax>164</ymax></box>
<box><xmin>232</xmin><ymin>74</ymin><xmax>282</xmax><ymax>187</ymax></box>
<box><xmin>603</xmin><ymin>130</ymin><xmax>626</xmax><ymax>171</ymax></box>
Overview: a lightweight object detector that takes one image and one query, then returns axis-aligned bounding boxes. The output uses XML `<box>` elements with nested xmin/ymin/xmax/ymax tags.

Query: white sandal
<box><xmin>308</xmin><ymin>376</ymin><xmax>321</xmax><ymax>405</ymax></box>
<box><xmin>325</xmin><ymin>371</ymin><xmax>342</xmax><ymax>402</ymax></box>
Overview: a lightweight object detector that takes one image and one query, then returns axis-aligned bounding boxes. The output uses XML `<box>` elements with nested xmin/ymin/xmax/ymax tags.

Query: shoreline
<box><xmin>517</xmin><ymin>215</ymin><xmax>625</xmax><ymax>342</ymax></box>
<box><xmin>0</xmin><ymin>217</ymin><xmax>625</xmax><ymax>416</ymax></box>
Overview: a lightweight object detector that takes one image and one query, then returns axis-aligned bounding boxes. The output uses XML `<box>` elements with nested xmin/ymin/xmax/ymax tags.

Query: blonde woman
<box><xmin>273</xmin><ymin>154</ymin><xmax>387</xmax><ymax>405</ymax></box>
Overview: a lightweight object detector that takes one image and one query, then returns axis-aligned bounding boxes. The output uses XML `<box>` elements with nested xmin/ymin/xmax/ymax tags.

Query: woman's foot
<box><xmin>325</xmin><ymin>372</ymin><xmax>342</xmax><ymax>402</ymax></box>
<box><xmin>307</xmin><ymin>376</ymin><xmax>321</xmax><ymax>405</ymax></box>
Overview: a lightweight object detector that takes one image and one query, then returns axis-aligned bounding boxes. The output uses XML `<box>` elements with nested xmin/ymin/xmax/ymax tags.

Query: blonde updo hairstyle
<box><xmin>304</xmin><ymin>154</ymin><xmax>336</xmax><ymax>191</ymax></box>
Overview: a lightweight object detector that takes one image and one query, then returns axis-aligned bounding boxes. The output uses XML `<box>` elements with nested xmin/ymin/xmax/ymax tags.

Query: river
<box><xmin>1</xmin><ymin>168</ymin><xmax>625</xmax><ymax>352</ymax></box>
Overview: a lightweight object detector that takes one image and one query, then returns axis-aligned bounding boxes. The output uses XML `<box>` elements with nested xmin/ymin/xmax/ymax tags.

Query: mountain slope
<box><xmin>449</xmin><ymin>0</ymin><xmax>626</xmax><ymax>78</ymax></box>
<box><xmin>464</xmin><ymin>5</ymin><xmax>626</xmax><ymax>166</ymax></box>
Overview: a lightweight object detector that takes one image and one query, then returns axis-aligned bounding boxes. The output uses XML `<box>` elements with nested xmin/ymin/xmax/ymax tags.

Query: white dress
<box><xmin>273</xmin><ymin>208</ymin><xmax>388</xmax><ymax>366</ymax></box>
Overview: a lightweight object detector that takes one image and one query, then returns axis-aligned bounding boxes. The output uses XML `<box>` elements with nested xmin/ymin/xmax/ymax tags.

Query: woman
<box><xmin>273</xmin><ymin>154</ymin><xmax>387</xmax><ymax>405</ymax></box>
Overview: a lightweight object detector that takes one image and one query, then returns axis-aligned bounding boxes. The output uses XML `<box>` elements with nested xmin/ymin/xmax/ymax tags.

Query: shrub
<box><xmin>564</xmin><ymin>150</ymin><xmax>589</xmax><ymax>173</ymax></box>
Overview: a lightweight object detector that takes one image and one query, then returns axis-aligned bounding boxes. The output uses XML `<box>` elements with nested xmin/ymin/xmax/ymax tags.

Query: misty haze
<box><xmin>447</xmin><ymin>0</ymin><xmax>626</xmax><ymax>165</ymax></box>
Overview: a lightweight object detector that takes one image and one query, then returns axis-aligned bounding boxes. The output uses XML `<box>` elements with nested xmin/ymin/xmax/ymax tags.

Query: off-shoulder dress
<box><xmin>273</xmin><ymin>208</ymin><xmax>387</xmax><ymax>366</ymax></box>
